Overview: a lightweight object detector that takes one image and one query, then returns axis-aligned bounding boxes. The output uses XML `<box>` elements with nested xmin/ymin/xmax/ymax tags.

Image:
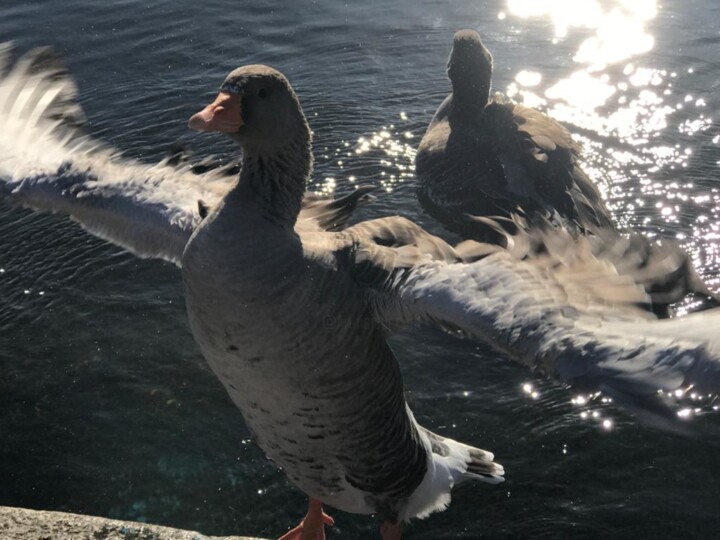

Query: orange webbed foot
<box><xmin>277</xmin><ymin>498</ymin><xmax>334</xmax><ymax>540</ymax></box>
<box><xmin>380</xmin><ymin>521</ymin><xmax>402</xmax><ymax>540</ymax></box>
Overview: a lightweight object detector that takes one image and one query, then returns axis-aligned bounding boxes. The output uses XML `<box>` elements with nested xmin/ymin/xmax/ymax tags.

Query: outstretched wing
<box><xmin>465</xmin><ymin>215</ymin><xmax>720</xmax><ymax>317</ymax></box>
<box><xmin>340</xmin><ymin>217</ymin><xmax>720</xmax><ymax>426</ymax></box>
<box><xmin>397</xmin><ymin>256</ymin><xmax>720</xmax><ymax>427</ymax></box>
<box><xmin>0</xmin><ymin>44</ymin><xmax>236</xmax><ymax>265</ymax></box>
<box><xmin>0</xmin><ymin>44</ymin><xmax>373</xmax><ymax>266</ymax></box>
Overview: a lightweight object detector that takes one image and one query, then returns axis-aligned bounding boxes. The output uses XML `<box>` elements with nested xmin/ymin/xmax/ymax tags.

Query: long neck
<box><xmin>450</xmin><ymin>77</ymin><xmax>491</xmax><ymax>118</ymax></box>
<box><xmin>235</xmin><ymin>124</ymin><xmax>313</xmax><ymax>227</ymax></box>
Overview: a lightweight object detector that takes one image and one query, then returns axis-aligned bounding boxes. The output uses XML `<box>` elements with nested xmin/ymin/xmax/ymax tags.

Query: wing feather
<box><xmin>0</xmin><ymin>44</ymin><xmax>234</xmax><ymax>265</ymax></box>
<box><xmin>343</xmin><ymin>218</ymin><xmax>720</xmax><ymax>426</ymax></box>
<box><xmin>0</xmin><ymin>44</ymin><xmax>371</xmax><ymax>266</ymax></box>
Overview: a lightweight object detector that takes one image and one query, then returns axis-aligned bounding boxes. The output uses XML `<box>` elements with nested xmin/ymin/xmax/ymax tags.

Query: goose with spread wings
<box><xmin>415</xmin><ymin>30</ymin><xmax>720</xmax><ymax>315</ymax></box>
<box><xmin>2</xmin><ymin>45</ymin><xmax>720</xmax><ymax>540</ymax></box>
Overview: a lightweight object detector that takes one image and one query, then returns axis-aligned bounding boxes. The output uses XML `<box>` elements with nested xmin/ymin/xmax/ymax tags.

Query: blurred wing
<box><xmin>0</xmin><ymin>44</ymin><xmax>235</xmax><ymax>266</ymax></box>
<box><xmin>343</xmin><ymin>218</ymin><xmax>720</xmax><ymax>425</ymax></box>
<box><xmin>0</xmin><ymin>44</ymin><xmax>373</xmax><ymax>266</ymax></box>
<box><xmin>466</xmin><ymin>214</ymin><xmax>720</xmax><ymax>317</ymax></box>
<box><xmin>395</xmin><ymin>257</ymin><xmax>720</xmax><ymax>427</ymax></box>
<box><xmin>297</xmin><ymin>186</ymin><xmax>376</xmax><ymax>233</ymax></box>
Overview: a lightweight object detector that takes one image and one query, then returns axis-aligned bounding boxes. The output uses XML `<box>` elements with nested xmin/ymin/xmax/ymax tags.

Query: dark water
<box><xmin>2</xmin><ymin>1</ymin><xmax>720</xmax><ymax>538</ymax></box>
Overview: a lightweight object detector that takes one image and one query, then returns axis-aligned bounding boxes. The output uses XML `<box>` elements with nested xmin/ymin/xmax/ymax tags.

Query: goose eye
<box><xmin>257</xmin><ymin>88</ymin><xmax>268</xmax><ymax>99</ymax></box>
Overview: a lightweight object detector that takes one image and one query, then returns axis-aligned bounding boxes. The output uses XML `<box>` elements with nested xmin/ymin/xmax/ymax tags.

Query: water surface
<box><xmin>1</xmin><ymin>1</ymin><xmax>719</xmax><ymax>538</ymax></box>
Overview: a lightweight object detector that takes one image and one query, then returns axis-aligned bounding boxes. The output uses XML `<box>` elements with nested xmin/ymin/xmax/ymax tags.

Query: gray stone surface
<box><xmin>0</xmin><ymin>506</ymin><xmax>269</xmax><ymax>540</ymax></box>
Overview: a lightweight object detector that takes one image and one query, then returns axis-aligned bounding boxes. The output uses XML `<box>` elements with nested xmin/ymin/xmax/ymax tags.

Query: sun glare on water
<box><xmin>506</xmin><ymin>0</ymin><xmax>659</xmax><ymax>109</ymax></box>
<box><xmin>508</xmin><ymin>0</ymin><xmax>656</xmax><ymax>60</ymax></box>
<box><xmin>505</xmin><ymin>0</ymin><xmax>718</xmax><ymax>310</ymax></box>
<box><xmin>502</xmin><ymin>0</ymin><xmax>713</xmax><ymax>218</ymax></box>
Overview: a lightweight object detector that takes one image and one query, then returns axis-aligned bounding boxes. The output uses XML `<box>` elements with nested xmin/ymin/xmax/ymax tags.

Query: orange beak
<box><xmin>188</xmin><ymin>91</ymin><xmax>244</xmax><ymax>132</ymax></box>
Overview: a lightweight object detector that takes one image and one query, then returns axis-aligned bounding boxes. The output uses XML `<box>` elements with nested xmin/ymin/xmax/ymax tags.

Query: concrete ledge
<box><xmin>0</xmin><ymin>506</ymin><xmax>269</xmax><ymax>540</ymax></box>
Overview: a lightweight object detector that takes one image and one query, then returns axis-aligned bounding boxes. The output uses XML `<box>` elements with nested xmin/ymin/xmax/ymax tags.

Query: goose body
<box><xmin>416</xmin><ymin>30</ymin><xmax>613</xmax><ymax>237</ymax></box>
<box><xmin>4</xmin><ymin>44</ymin><xmax>720</xmax><ymax>539</ymax></box>
<box><xmin>184</xmin><ymin>209</ymin><xmax>388</xmax><ymax>515</ymax></box>
<box><xmin>183</xmin><ymin>207</ymin><xmax>429</xmax><ymax>518</ymax></box>
<box><xmin>180</xmin><ymin>67</ymin><xmax>501</xmax><ymax>525</ymax></box>
<box><xmin>415</xmin><ymin>29</ymin><xmax>719</xmax><ymax>314</ymax></box>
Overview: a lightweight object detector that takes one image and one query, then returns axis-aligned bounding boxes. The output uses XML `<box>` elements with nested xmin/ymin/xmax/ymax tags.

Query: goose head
<box><xmin>447</xmin><ymin>29</ymin><xmax>493</xmax><ymax>107</ymax></box>
<box><xmin>188</xmin><ymin>65</ymin><xmax>309</xmax><ymax>155</ymax></box>
<box><xmin>188</xmin><ymin>65</ymin><xmax>313</xmax><ymax>222</ymax></box>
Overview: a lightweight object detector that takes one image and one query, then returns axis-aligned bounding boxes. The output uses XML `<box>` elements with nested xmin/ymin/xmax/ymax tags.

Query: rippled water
<box><xmin>1</xmin><ymin>1</ymin><xmax>720</xmax><ymax>538</ymax></box>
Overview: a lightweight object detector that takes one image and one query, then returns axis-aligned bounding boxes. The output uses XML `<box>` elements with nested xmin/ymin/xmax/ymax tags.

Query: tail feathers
<box><xmin>464</xmin><ymin>446</ymin><xmax>505</xmax><ymax>483</ymax></box>
<box><xmin>399</xmin><ymin>428</ymin><xmax>503</xmax><ymax>522</ymax></box>
<box><xmin>423</xmin><ymin>428</ymin><xmax>504</xmax><ymax>483</ymax></box>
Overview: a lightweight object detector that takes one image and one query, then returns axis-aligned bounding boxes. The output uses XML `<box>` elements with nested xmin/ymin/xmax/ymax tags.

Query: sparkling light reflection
<box><xmin>505</xmin><ymin>0</ymin><xmax>664</xmax><ymax>140</ymax></box>
<box><xmin>352</xmin><ymin>125</ymin><xmax>417</xmax><ymax>193</ymax></box>
<box><xmin>508</xmin><ymin>0</ymin><xmax>656</xmax><ymax>68</ymax></box>
<box><xmin>502</xmin><ymin>0</ymin><xmax>719</xmax><ymax>311</ymax></box>
<box><xmin>515</xmin><ymin>70</ymin><xmax>542</xmax><ymax>87</ymax></box>
<box><xmin>346</xmin><ymin>3</ymin><xmax>717</xmax><ymax>433</ymax></box>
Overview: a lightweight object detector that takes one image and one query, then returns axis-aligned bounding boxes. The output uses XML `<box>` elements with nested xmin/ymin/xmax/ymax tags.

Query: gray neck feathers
<box><xmin>448</xmin><ymin>37</ymin><xmax>493</xmax><ymax>118</ymax></box>
<box><xmin>237</xmin><ymin>123</ymin><xmax>313</xmax><ymax>227</ymax></box>
<box><xmin>450</xmin><ymin>73</ymin><xmax>491</xmax><ymax>120</ymax></box>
